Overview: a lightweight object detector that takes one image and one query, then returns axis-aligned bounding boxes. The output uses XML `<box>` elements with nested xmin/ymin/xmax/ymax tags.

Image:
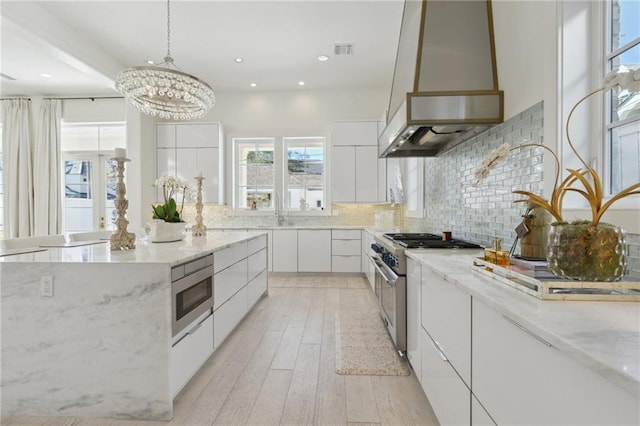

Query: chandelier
<box><xmin>115</xmin><ymin>0</ymin><xmax>215</xmax><ymax>120</ymax></box>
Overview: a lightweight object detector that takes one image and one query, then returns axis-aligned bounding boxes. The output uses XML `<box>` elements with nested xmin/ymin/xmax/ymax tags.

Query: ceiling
<box><xmin>1</xmin><ymin>0</ymin><xmax>404</xmax><ymax>98</ymax></box>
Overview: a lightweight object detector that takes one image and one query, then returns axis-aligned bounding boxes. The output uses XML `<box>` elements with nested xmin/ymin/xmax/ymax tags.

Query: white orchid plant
<box><xmin>152</xmin><ymin>174</ymin><xmax>194</xmax><ymax>222</ymax></box>
<box><xmin>474</xmin><ymin>65</ymin><xmax>640</xmax><ymax>225</ymax></box>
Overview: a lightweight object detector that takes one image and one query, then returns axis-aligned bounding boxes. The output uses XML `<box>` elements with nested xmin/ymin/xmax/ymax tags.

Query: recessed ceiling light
<box><xmin>298</xmin><ymin>81</ymin><xmax>305</xmax><ymax>86</ymax></box>
<box><xmin>234</xmin><ymin>58</ymin><xmax>244</xmax><ymax>63</ymax></box>
<box><xmin>250</xmin><ymin>83</ymin><xmax>257</xmax><ymax>87</ymax></box>
<box><xmin>40</xmin><ymin>73</ymin><xmax>52</xmax><ymax>78</ymax></box>
<box><xmin>318</xmin><ymin>55</ymin><xmax>329</xmax><ymax>62</ymax></box>
<box><xmin>146</xmin><ymin>60</ymin><xmax>155</xmax><ymax>65</ymax></box>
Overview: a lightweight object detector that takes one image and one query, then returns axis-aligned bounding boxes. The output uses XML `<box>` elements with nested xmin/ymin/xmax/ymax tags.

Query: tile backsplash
<box><xmin>405</xmin><ymin>100</ymin><xmax>640</xmax><ymax>276</ymax></box>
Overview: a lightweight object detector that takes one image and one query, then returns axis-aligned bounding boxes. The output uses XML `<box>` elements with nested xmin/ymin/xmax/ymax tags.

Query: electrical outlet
<box><xmin>41</xmin><ymin>276</ymin><xmax>53</xmax><ymax>297</ymax></box>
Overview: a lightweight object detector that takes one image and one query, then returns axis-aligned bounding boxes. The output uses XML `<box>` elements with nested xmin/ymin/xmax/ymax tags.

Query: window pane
<box><xmin>609</xmin><ymin>45</ymin><xmax>640</xmax><ymax>124</ymax></box>
<box><xmin>611</xmin><ymin>0</ymin><xmax>640</xmax><ymax>51</ymax></box>
<box><xmin>285</xmin><ymin>138</ymin><xmax>325</xmax><ymax>210</ymax></box>
<box><xmin>104</xmin><ymin>160</ymin><xmax>117</xmax><ymax>230</ymax></box>
<box><xmin>610</xmin><ymin>121</ymin><xmax>640</xmax><ymax>194</ymax></box>
<box><xmin>64</xmin><ymin>159</ymin><xmax>94</xmax><ymax>233</ymax></box>
<box><xmin>235</xmin><ymin>139</ymin><xmax>275</xmax><ymax>209</ymax></box>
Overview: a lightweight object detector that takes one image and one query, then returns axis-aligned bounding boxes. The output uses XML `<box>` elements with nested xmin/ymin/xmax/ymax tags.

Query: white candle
<box><xmin>197</xmin><ymin>171</ymin><xmax>203</xmax><ymax>178</ymax></box>
<box><xmin>114</xmin><ymin>148</ymin><xmax>126</xmax><ymax>159</ymax></box>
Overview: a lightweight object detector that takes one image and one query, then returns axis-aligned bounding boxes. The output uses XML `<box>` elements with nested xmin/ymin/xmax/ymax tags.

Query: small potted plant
<box><xmin>475</xmin><ymin>66</ymin><xmax>640</xmax><ymax>281</ymax></box>
<box><xmin>149</xmin><ymin>174</ymin><xmax>192</xmax><ymax>242</ymax></box>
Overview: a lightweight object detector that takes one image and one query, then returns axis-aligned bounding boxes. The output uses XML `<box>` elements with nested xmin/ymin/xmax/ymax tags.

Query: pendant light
<box><xmin>115</xmin><ymin>0</ymin><xmax>215</xmax><ymax>120</ymax></box>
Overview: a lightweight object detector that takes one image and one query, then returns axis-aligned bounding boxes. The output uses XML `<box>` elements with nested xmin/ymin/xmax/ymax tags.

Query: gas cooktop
<box><xmin>383</xmin><ymin>233</ymin><xmax>482</xmax><ymax>249</ymax></box>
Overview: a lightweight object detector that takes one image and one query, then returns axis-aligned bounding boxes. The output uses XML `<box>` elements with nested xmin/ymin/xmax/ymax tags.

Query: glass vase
<box><xmin>546</xmin><ymin>223</ymin><xmax>628</xmax><ymax>281</ymax></box>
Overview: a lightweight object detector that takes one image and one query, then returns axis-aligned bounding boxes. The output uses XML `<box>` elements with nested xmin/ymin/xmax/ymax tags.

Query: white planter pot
<box><xmin>149</xmin><ymin>220</ymin><xmax>187</xmax><ymax>243</ymax></box>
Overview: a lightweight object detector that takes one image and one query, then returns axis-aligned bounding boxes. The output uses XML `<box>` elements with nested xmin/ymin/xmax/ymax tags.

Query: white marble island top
<box><xmin>405</xmin><ymin>249</ymin><xmax>640</xmax><ymax>400</ymax></box>
<box><xmin>0</xmin><ymin>230</ymin><xmax>266</xmax><ymax>420</ymax></box>
<box><xmin>0</xmin><ymin>230</ymin><xmax>267</xmax><ymax>266</ymax></box>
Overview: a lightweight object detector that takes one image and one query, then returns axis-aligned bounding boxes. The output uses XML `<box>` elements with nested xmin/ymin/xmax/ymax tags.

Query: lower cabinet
<box><xmin>298</xmin><ymin>230</ymin><xmax>331</xmax><ymax>272</ymax></box>
<box><xmin>331</xmin><ymin>230</ymin><xmax>361</xmax><ymax>273</ymax></box>
<box><xmin>214</xmin><ymin>286</ymin><xmax>248</xmax><ymax>350</ymax></box>
<box><xmin>273</xmin><ymin>230</ymin><xmax>298</xmax><ymax>272</ymax></box>
<box><xmin>170</xmin><ymin>313</ymin><xmax>214</xmax><ymax>397</ymax></box>
<box><xmin>420</xmin><ymin>327</ymin><xmax>470</xmax><ymax>425</ymax></box>
<box><xmin>472</xmin><ymin>298</ymin><xmax>639</xmax><ymax>425</ymax></box>
<box><xmin>406</xmin><ymin>257</ymin><xmax>421</xmax><ymax>376</ymax></box>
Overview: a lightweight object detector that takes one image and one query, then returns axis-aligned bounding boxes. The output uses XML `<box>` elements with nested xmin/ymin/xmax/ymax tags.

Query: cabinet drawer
<box><xmin>248</xmin><ymin>249</ymin><xmax>267</xmax><ymax>282</ymax></box>
<box><xmin>248</xmin><ymin>269</ymin><xmax>268</xmax><ymax>308</ymax></box>
<box><xmin>332</xmin><ymin>229</ymin><xmax>361</xmax><ymax>240</ymax></box>
<box><xmin>332</xmin><ymin>255</ymin><xmax>361</xmax><ymax>273</ymax></box>
<box><xmin>332</xmin><ymin>239</ymin><xmax>361</xmax><ymax>255</ymax></box>
<box><xmin>420</xmin><ymin>328</ymin><xmax>470</xmax><ymax>425</ymax></box>
<box><xmin>473</xmin><ymin>299</ymin><xmax>639</xmax><ymax>425</ymax></box>
<box><xmin>248</xmin><ymin>235</ymin><xmax>267</xmax><ymax>256</ymax></box>
<box><xmin>421</xmin><ymin>267</ymin><xmax>471</xmax><ymax>385</ymax></box>
<box><xmin>184</xmin><ymin>254</ymin><xmax>214</xmax><ymax>275</ymax></box>
<box><xmin>171</xmin><ymin>313</ymin><xmax>213</xmax><ymax>397</ymax></box>
<box><xmin>214</xmin><ymin>242</ymin><xmax>248</xmax><ymax>273</ymax></box>
<box><xmin>214</xmin><ymin>258</ymin><xmax>247</xmax><ymax>309</ymax></box>
<box><xmin>214</xmin><ymin>286</ymin><xmax>248</xmax><ymax>349</ymax></box>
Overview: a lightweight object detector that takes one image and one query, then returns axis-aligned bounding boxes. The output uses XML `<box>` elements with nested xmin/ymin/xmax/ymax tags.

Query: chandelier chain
<box><xmin>166</xmin><ymin>0</ymin><xmax>171</xmax><ymax>59</ymax></box>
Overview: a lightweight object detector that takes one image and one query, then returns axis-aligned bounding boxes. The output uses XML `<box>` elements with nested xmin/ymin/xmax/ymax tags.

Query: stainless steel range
<box><xmin>369</xmin><ymin>232</ymin><xmax>481</xmax><ymax>354</ymax></box>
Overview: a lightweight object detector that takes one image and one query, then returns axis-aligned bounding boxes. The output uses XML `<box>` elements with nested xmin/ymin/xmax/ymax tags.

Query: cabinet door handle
<box><xmin>502</xmin><ymin>315</ymin><xmax>552</xmax><ymax>347</ymax></box>
<box><xmin>429</xmin><ymin>337</ymin><xmax>449</xmax><ymax>362</ymax></box>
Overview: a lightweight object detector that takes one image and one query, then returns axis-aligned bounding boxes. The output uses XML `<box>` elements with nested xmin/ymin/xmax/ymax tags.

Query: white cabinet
<box><xmin>273</xmin><ymin>229</ymin><xmax>298</xmax><ymax>272</ymax></box>
<box><xmin>155</xmin><ymin>123</ymin><xmax>223</xmax><ymax>203</ymax></box>
<box><xmin>405</xmin><ymin>157</ymin><xmax>424</xmax><ymax>218</ymax></box>
<box><xmin>420</xmin><ymin>328</ymin><xmax>470</xmax><ymax>425</ymax></box>
<box><xmin>331</xmin><ymin>229</ymin><xmax>361</xmax><ymax>273</ymax></box>
<box><xmin>331</xmin><ymin>121</ymin><xmax>381</xmax><ymax>203</ymax></box>
<box><xmin>213</xmin><ymin>236</ymin><xmax>267</xmax><ymax>351</ymax></box>
<box><xmin>421</xmin><ymin>267</ymin><xmax>471</xmax><ymax>385</ymax></box>
<box><xmin>171</xmin><ymin>312</ymin><xmax>213</xmax><ymax>397</ymax></box>
<box><xmin>472</xmin><ymin>298</ymin><xmax>639</xmax><ymax>425</ymax></box>
<box><xmin>361</xmin><ymin>230</ymin><xmax>375</xmax><ymax>291</ymax></box>
<box><xmin>298</xmin><ymin>230</ymin><xmax>331</xmax><ymax>272</ymax></box>
<box><xmin>472</xmin><ymin>395</ymin><xmax>495</xmax><ymax>425</ymax></box>
<box><xmin>332</xmin><ymin>120</ymin><xmax>379</xmax><ymax>146</ymax></box>
<box><xmin>406</xmin><ymin>258</ymin><xmax>421</xmax><ymax>376</ymax></box>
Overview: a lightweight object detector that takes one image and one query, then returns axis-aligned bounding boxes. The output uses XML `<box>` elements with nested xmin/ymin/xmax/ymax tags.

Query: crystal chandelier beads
<box><xmin>116</xmin><ymin>66</ymin><xmax>215</xmax><ymax>120</ymax></box>
<box><xmin>115</xmin><ymin>0</ymin><xmax>215</xmax><ymax>120</ymax></box>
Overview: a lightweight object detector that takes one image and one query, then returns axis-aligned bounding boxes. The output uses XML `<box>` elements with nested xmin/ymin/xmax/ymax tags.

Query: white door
<box><xmin>298</xmin><ymin>230</ymin><xmax>331</xmax><ymax>272</ymax></box>
<box><xmin>63</xmin><ymin>153</ymin><xmax>118</xmax><ymax>233</ymax></box>
<box><xmin>272</xmin><ymin>229</ymin><xmax>298</xmax><ymax>272</ymax></box>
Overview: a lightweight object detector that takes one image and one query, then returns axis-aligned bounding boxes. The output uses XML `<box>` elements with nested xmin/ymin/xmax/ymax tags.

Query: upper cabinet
<box><xmin>156</xmin><ymin>123</ymin><xmax>224</xmax><ymax>204</ymax></box>
<box><xmin>331</xmin><ymin>120</ymin><xmax>383</xmax><ymax>203</ymax></box>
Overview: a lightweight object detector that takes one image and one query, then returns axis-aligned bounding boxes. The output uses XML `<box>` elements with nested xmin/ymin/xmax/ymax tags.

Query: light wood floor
<box><xmin>2</xmin><ymin>274</ymin><xmax>439</xmax><ymax>426</ymax></box>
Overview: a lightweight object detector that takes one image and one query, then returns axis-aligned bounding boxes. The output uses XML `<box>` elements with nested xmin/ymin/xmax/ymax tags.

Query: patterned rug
<box><xmin>335</xmin><ymin>310</ymin><xmax>411</xmax><ymax>376</ymax></box>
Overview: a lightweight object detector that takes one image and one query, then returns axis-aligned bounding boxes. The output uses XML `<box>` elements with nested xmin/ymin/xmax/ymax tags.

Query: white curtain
<box><xmin>34</xmin><ymin>99</ymin><xmax>62</xmax><ymax>235</ymax></box>
<box><xmin>1</xmin><ymin>99</ymin><xmax>34</xmax><ymax>238</ymax></box>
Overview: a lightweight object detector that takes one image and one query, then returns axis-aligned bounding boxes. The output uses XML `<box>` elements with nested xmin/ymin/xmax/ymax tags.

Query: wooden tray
<box><xmin>471</xmin><ymin>257</ymin><xmax>640</xmax><ymax>302</ymax></box>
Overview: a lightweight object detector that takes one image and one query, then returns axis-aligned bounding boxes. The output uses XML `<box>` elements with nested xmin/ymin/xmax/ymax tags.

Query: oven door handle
<box><xmin>369</xmin><ymin>255</ymin><xmax>399</xmax><ymax>285</ymax></box>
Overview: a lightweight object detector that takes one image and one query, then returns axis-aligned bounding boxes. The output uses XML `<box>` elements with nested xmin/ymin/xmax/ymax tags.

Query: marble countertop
<box><xmin>405</xmin><ymin>249</ymin><xmax>640</xmax><ymax>399</ymax></box>
<box><xmin>209</xmin><ymin>225</ymin><xmax>368</xmax><ymax>230</ymax></box>
<box><xmin>0</xmin><ymin>231</ymin><xmax>267</xmax><ymax>267</ymax></box>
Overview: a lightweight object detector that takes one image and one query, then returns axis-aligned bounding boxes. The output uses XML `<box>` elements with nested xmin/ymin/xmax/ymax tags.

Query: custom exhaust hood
<box><xmin>379</xmin><ymin>0</ymin><xmax>504</xmax><ymax>158</ymax></box>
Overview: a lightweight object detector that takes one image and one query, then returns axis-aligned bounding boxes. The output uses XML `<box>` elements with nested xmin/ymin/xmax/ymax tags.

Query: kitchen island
<box><xmin>0</xmin><ymin>230</ymin><xmax>267</xmax><ymax>420</ymax></box>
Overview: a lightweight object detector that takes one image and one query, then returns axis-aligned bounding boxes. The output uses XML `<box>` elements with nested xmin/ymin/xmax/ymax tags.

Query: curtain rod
<box><xmin>0</xmin><ymin>96</ymin><xmax>123</xmax><ymax>101</ymax></box>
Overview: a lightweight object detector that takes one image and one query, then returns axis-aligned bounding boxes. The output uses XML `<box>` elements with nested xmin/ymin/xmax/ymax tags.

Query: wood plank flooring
<box><xmin>2</xmin><ymin>274</ymin><xmax>438</xmax><ymax>426</ymax></box>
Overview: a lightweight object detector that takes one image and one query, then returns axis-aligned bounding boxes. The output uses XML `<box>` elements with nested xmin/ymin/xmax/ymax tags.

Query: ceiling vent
<box><xmin>0</xmin><ymin>72</ymin><xmax>17</xmax><ymax>81</ymax></box>
<box><xmin>334</xmin><ymin>44</ymin><xmax>354</xmax><ymax>55</ymax></box>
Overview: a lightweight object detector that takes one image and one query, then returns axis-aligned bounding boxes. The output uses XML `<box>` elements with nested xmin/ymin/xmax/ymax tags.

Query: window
<box><xmin>235</xmin><ymin>138</ymin><xmax>275</xmax><ymax>210</ymax></box>
<box><xmin>284</xmin><ymin>137</ymin><xmax>325</xmax><ymax>210</ymax></box>
<box><xmin>607</xmin><ymin>0</ymin><xmax>640</xmax><ymax>194</ymax></box>
<box><xmin>233</xmin><ymin>136</ymin><xmax>326</xmax><ymax>211</ymax></box>
<box><xmin>61</xmin><ymin>123</ymin><xmax>125</xmax><ymax>232</ymax></box>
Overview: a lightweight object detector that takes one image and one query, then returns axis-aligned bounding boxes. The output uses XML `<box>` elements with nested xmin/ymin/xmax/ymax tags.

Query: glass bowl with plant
<box><xmin>475</xmin><ymin>66</ymin><xmax>640</xmax><ymax>281</ymax></box>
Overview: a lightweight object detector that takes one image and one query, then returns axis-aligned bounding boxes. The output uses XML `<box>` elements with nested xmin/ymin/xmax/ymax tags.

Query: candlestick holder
<box><xmin>191</xmin><ymin>175</ymin><xmax>207</xmax><ymax>237</ymax></box>
<box><xmin>110</xmin><ymin>157</ymin><xmax>136</xmax><ymax>250</ymax></box>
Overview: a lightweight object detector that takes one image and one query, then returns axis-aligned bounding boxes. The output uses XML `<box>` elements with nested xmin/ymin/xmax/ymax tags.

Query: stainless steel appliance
<box><xmin>370</xmin><ymin>233</ymin><xmax>481</xmax><ymax>354</ymax></box>
<box><xmin>172</xmin><ymin>254</ymin><xmax>214</xmax><ymax>337</ymax></box>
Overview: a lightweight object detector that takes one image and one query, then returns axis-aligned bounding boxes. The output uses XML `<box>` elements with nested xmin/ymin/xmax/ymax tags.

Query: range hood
<box><xmin>379</xmin><ymin>0</ymin><xmax>504</xmax><ymax>158</ymax></box>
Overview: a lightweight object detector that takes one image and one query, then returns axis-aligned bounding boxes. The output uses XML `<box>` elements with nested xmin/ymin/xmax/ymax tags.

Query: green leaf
<box><xmin>151</xmin><ymin>204</ymin><xmax>165</xmax><ymax>220</ymax></box>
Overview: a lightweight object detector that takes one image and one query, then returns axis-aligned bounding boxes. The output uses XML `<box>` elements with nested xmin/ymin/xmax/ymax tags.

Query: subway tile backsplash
<box><xmin>405</xmin><ymin>100</ymin><xmax>639</xmax><ymax>276</ymax></box>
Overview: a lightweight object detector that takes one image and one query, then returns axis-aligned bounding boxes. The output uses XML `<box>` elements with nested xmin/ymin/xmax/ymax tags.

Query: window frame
<box><xmin>232</xmin><ymin>136</ymin><xmax>328</xmax><ymax>214</ymax></box>
<box><xmin>283</xmin><ymin>136</ymin><xmax>327</xmax><ymax>213</ymax></box>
